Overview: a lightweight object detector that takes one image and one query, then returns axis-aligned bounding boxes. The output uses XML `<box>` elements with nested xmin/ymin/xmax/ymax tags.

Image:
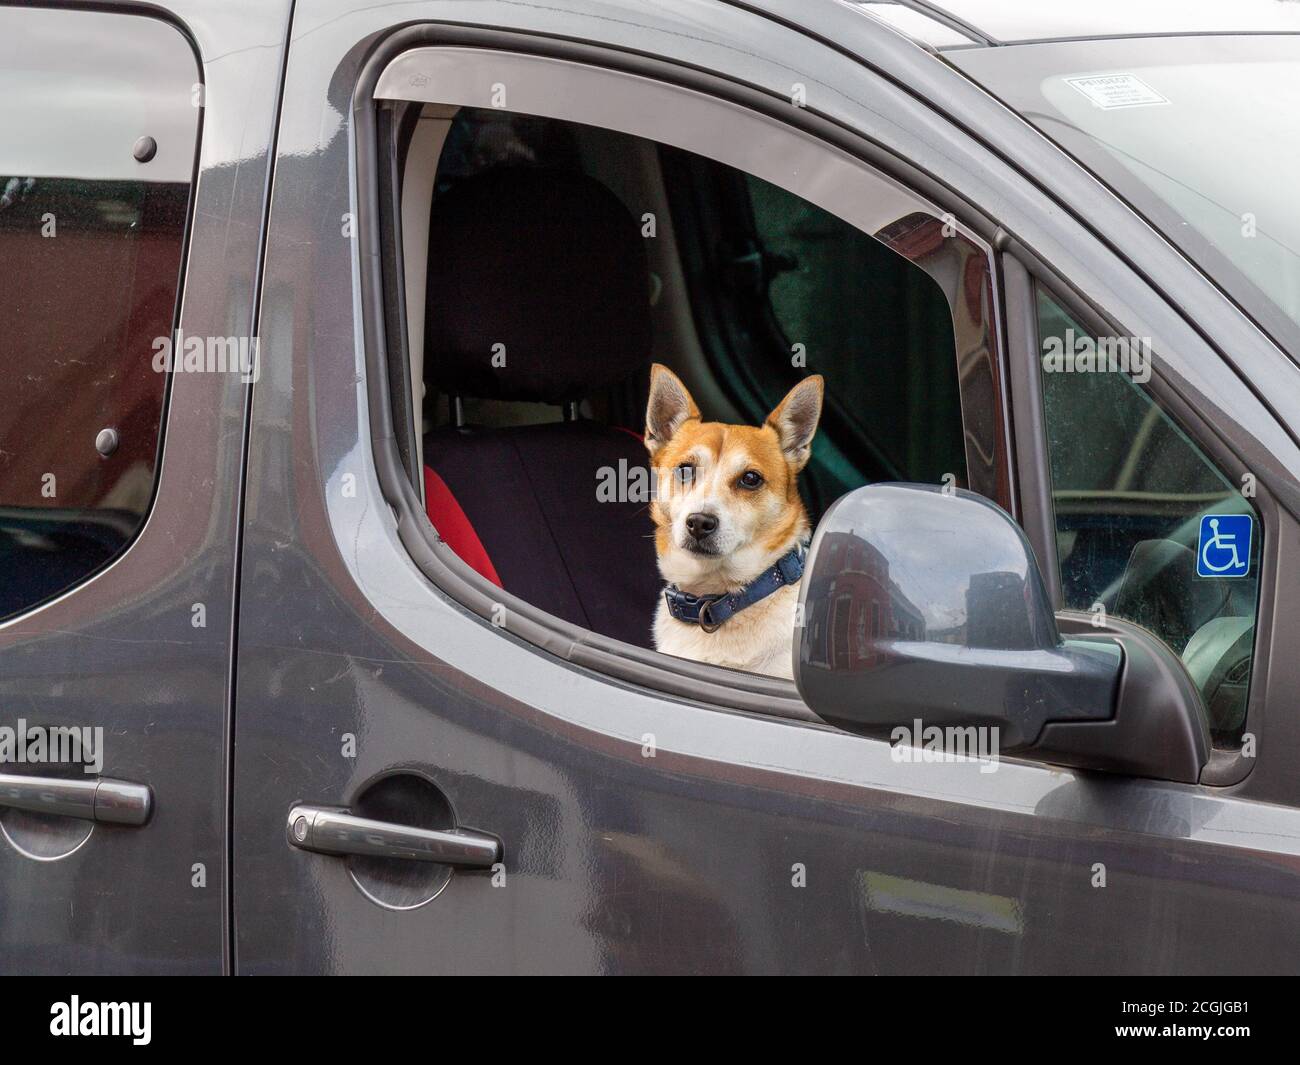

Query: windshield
<box><xmin>951</xmin><ymin>35</ymin><xmax>1300</xmax><ymax>358</ymax></box>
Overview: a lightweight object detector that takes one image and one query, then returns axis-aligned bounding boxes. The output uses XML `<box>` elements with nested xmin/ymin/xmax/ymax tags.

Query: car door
<box><xmin>231</xmin><ymin>0</ymin><xmax>1300</xmax><ymax>973</ymax></box>
<box><xmin>0</xmin><ymin>0</ymin><xmax>289</xmax><ymax>974</ymax></box>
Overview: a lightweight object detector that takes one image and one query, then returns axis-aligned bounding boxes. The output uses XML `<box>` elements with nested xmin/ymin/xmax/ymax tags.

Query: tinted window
<box><xmin>1037</xmin><ymin>288</ymin><xmax>1259</xmax><ymax>745</ymax></box>
<box><xmin>0</xmin><ymin>9</ymin><xmax>198</xmax><ymax>620</ymax></box>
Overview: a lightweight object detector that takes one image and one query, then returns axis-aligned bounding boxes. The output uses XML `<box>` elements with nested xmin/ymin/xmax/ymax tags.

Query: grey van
<box><xmin>2</xmin><ymin>0</ymin><xmax>1299</xmax><ymax>974</ymax></box>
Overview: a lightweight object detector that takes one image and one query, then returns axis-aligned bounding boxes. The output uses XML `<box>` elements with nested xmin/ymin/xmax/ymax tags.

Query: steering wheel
<box><xmin>1108</xmin><ymin>536</ymin><xmax>1253</xmax><ymax>736</ymax></box>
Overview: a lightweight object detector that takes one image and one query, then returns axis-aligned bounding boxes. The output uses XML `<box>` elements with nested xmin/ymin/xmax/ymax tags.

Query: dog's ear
<box><xmin>645</xmin><ymin>364</ymin><xmax>700</xmax><ymax>456</ymax></box>
<box><xmin>766</xmin><ymin>375</ymin><xmax>824</xmax><ymax>471</ymax></box>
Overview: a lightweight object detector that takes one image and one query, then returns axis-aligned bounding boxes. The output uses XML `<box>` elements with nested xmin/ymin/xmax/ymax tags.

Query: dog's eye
<box><xmin>674</xmin><ymin>463</ymin><xmax>695</xmax><ymax>485</ymax></box>
<box><xmin>738</xmin><ymin>470</ymin><xmax>764</xmax><ymax>490</ymax></box>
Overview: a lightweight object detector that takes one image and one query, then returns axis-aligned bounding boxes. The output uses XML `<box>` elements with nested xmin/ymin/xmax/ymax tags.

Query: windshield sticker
<box><xmin>1065</xmin><ymin>73</ymin><xmax>1169</xmax><ymax>110</ymax></box>
<box><xmin>1197</xmin><ymin>514</ymin><xmax>1252</xmax><ymax>579</ymax></box>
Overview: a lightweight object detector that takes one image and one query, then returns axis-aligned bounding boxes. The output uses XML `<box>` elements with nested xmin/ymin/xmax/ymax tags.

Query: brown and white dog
<box><xmin>645</xmin><ymin>364</ymin><xmax>823</xmax><ymax>679</ymax></box>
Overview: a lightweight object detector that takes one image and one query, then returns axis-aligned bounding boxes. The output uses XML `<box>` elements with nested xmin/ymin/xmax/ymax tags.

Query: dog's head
<box><xmin>645</xmin><ymin>364</ymin><xmax>823</xmax><ymax>591</ymax></box>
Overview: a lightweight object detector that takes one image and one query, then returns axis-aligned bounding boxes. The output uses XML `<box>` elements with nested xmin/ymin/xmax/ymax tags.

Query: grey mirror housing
<box><xmin>794</xmin><ymin>484</ymin><xmax>1210</xmax><ymax>782</ymax></box>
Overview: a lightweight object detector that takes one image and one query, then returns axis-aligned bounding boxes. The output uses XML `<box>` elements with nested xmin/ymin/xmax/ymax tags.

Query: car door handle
<box><xmin>286</xmin><ymin>804</ymin><xmax>500</xmax><ymax>868</ymax></box>
<box><xmin>0</xmin><ymin>772</ymin><xmax>153</xmax><ymax>826</ymax></box>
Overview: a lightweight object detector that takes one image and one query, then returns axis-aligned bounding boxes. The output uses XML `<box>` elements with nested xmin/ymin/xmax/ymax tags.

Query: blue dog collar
<box><xmin>663</xmin><ymin>545</ymin><xmax>806</xmax><ymax>634</ymax></box>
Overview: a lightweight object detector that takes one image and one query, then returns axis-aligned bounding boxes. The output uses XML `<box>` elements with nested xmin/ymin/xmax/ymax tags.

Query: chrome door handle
<box><xmin>0</xmin><ymin>772</ymin><xmax>153</xmax><ymax>826</ymax></box>
<box><xmin>286</xmin><ymin>804</ymin><xmax>500</xmax><ymax>868</ymax></box>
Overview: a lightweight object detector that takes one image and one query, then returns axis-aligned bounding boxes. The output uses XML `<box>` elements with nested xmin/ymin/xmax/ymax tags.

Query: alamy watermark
<box><xmin>890</xmin><ymin>718</ymin><xmax>1001</xmax><ymax>774</ymax></box>
<box><xmin>1043</xmin><ymin>328</ymin><xmax>1151</xmax><ymax>384</ymax></box>
<box><xmin>596</xmin><ymin>458</ymin><xmax>692</xmax><ymax>504</ymax></box>
<box><xmin>50</xmin><ymin>997</ymin><xmax>151</xmax><ymax>1046</ymax></box>
<box><xmin>0</xmin><ymin>719</ymin><xmax>104</xmax><ymax>774</ymax></box>
<box><xmin>151</xmin><ymin>329</ymin><xmax>260</xmax><ymax>383</ymax></box>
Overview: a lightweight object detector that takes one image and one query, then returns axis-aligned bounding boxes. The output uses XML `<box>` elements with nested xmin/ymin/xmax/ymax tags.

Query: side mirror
<box><xmin>794</xmin><ymin>484</ymin><xmax>1210</xmax><ymax>783</ymax></box>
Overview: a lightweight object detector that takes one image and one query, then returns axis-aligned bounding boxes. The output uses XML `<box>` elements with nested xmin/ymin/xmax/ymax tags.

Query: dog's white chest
<box><xmin>653</xmin><ymin>583</ymin><xmax>800</xmax><ymax>679</ymax></box>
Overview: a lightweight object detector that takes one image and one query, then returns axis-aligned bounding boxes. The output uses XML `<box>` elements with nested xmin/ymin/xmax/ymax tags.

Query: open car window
<box><xmin>398</xmin><ymin>105</ymin><xmax>971</xmax><ymax>665</ymax></box>
<box><xmin>369</xmin><ymin>46</ymin><xmax>1008</xmax><ymax>704</ymax></box>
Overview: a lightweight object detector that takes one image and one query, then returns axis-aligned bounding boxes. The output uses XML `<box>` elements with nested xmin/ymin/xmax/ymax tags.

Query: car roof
<box><xmin>853</xmin><ymin>0</ymin><xmax>1300</xmax><ymax>49</ymax></box>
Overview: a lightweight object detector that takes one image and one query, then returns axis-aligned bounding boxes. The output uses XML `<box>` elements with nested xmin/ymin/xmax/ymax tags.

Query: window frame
<box><xmin>354</xmin><ymin>30</ymin><xmax>1016</xmax><ymax>723</ymax></box>
<box><xmin>1002</xmin><ymin>247</ymin><xmax>1280</xmax><ymax>785</ymax></box>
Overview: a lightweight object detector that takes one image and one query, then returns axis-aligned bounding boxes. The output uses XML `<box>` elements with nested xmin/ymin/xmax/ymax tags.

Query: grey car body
<box><xmin>2</xmin><ymin>0</ymin><xmax>1300</xmax><ymax>974</ymax></box>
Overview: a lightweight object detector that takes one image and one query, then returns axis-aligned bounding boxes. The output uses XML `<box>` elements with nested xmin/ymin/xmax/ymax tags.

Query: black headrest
<box><xmin>425</xmin><ymin>168</ymin><xmax>652</xmax><ymax>405</ymax></box>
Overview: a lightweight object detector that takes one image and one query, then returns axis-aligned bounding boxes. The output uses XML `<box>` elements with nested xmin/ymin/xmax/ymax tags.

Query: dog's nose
<box><xmin>685</xmin><ymin>512</ymin><xmax>718</xmax><ymax>540</ymax></box>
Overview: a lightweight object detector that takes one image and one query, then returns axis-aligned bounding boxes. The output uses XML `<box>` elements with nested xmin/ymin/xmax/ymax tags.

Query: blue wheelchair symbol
<box><xmin>1196</xmin><ymin>514</ymin><xmax>1252</xmax><ymax>578</ymax></box>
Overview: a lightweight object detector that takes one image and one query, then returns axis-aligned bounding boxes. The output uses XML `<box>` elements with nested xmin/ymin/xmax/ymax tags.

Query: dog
<box><xmin>645</xmin><ymin>364</ymin><xmax>823</xmax><ymax>679</ymax></box>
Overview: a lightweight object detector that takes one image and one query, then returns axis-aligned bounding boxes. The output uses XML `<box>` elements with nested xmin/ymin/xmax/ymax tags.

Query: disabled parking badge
<box><xmin>1197</xmin><ymin>514</ymin><xmax>1252</xmax><ymax>578</ymax></box>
